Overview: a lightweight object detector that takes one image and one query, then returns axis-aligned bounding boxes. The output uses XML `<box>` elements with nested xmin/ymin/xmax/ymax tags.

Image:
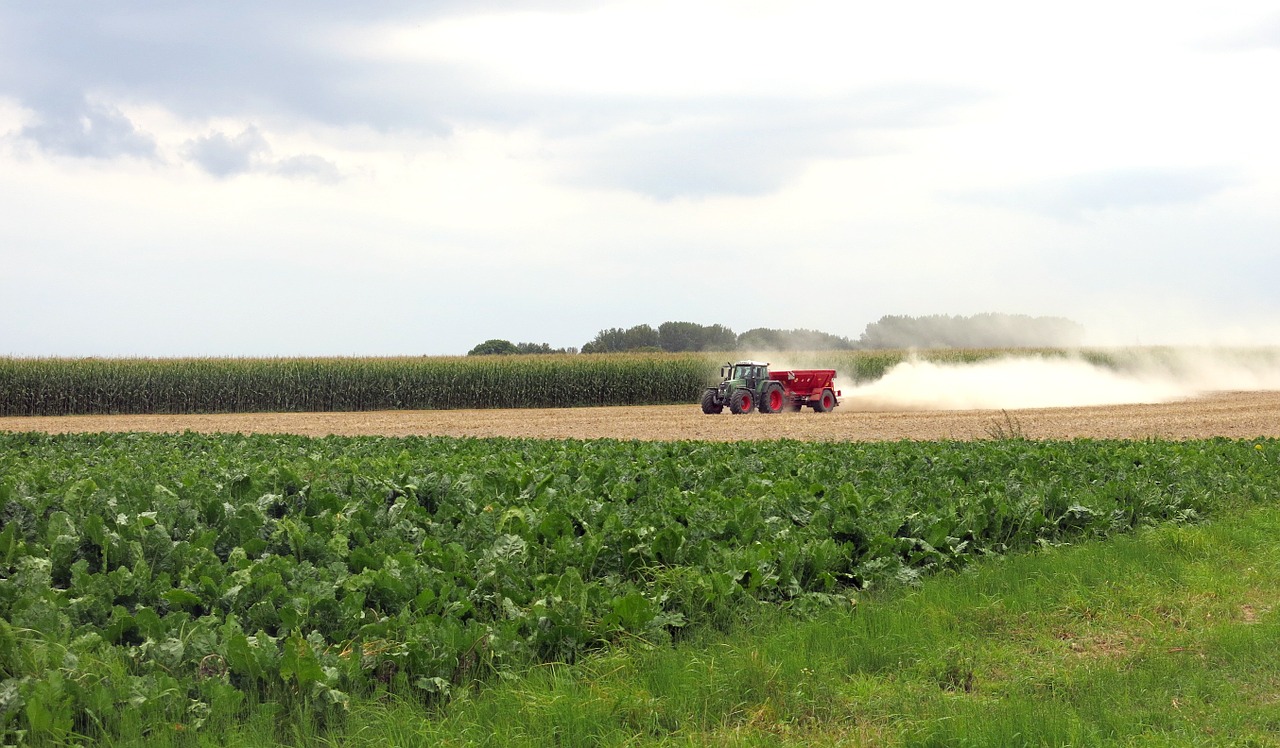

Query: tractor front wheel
<box><xmin>701</xmin><ymin>389</ymin><xmax>723</xmax><ymax>414</ymax></box>
<box><xmin>730</xmin><ymin>389</ymin><xmax>754</xmax><ymax>414</ymax></box>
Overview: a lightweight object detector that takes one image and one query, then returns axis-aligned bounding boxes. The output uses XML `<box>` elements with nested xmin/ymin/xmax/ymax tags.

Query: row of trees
<box><xmin>577</xmin><ymin>323</ymin><xmax>861</xmax><ymax>354</ymax></box>
<box><xmin>857</xmin><ymin>314</ymin><xmax>1085</xmax><ymax>349</ymax></box>
<box><xmin>467</xmin><ymin>340</ymin><xmax>576</xmax><ymax>356</ymax></box>
<box><xmin>580</xmin><ymin>322</ymin><xmax>738</xmax><ymax>354</ymax></box>
<box><xmin>468</xmin><ymin>314</ymin><xmax>1084</xmax><ymax>356</ymax></box>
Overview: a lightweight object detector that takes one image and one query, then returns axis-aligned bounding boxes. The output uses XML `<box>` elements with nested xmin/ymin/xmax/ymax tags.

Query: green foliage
<box><xmin>580</xmin><ymin>325</ymin><xmax>661</xmax><ymax>354</ymax></box>
<box><xmin>0</xmin><ymin>431</ymin><xmax>1275</xmax><ymax>741</ymax></box>
<box><xmin>736</xmin><ymin>327</ymin><xmax>856</xmax><ymax>351</ymax></box>
<box><xmin>582</xmin><ymin>321</ymin><xmax>738</xmax><ymax>353</ymax></box>
<box><xmin>0</xmin><ymin>354</ymin><xmax>712</xmax><ymax>415</ymax></box>
<box><xmin>380</xmin><ymin>506</ymin><xmax>1280</xmax><ymax>747</ymax></box>
<box><xmin>467</xmin><ymin>339</ymin><xmax>521</xmax><ymax>356</ymax></box>
<box><xmin>467</xmin><ymin>341</ymin><xmax>571</xmax><ymax>356</ymax></box>
<box><xmin>513</xmin><ymin>342</ymin><xmax>571</xmax><ymax>355</ymax></box>
<box><xmin>657</xmin><ymin>322</ymin><xmax>737</xmax><ymax>353</ymax></box>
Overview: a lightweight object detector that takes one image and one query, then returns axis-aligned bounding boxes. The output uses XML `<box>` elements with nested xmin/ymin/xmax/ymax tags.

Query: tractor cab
<box><xmin>721</xmin><ymin>360</ymin><xmax>769</xmax><ymax>390</ymax></box>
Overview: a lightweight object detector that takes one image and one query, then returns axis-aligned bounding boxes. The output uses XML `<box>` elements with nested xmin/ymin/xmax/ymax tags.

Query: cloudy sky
<box><xmin>2</xmin><ymin>1</ymin><xmax>1278</xmax><ymax>356</ymax></box>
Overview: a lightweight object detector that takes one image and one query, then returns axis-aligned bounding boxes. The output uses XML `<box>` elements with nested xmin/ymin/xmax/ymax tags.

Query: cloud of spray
<box><xmin>840</xmin><ymin>348</ymin><xmax>1280</xmax><ymax>411</ymax></box>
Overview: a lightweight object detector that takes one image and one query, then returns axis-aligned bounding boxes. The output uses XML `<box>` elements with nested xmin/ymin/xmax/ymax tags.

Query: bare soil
<box><xmin>2</xmin><ymin>391</ymin><xmax>1278</xmax><ymax>441</ymax></box>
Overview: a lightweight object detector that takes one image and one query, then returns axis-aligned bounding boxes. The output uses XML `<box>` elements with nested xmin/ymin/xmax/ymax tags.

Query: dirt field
<box><xmin>2</xmin><ymin>391</ymin><xmax>1278</xmax><ymax>441</ymax></box>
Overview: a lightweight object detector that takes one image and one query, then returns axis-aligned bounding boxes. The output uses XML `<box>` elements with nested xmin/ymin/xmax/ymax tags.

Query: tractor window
<box><xmin>734</xmin><ymin>365</ymin><xmax>751</xmax><ymax>379</ymax></box>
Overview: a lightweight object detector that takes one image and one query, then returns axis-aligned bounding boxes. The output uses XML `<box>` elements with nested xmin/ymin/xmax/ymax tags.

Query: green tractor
<box><xmin>701</xmin><ymin>361</ymin><xmax>772</xmax><ymax>414</ymax></box>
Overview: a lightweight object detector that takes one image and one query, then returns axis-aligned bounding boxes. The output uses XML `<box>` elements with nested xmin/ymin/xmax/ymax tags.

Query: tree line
<box><xmin>857</xmin><ymin>314</ymin><xmax>1084</xmax><ymax>349</ymax></box>
<box><xmin>467</xmin><ymin>314</ymin><xmax>1084</xmax><ymax>355</ymax></box>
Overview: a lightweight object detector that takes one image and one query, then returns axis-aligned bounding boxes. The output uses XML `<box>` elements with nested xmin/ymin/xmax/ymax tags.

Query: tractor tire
<box><xmin>758</xmin><ymin>384</ymin><xmax>784</xmax><ymax>414</ymax></box>
<box><xmin>730</xmin><ymin>389</ymin><xmax>754</xmax><ymax>414</ymax></box>
<box><xmin>701</xmin><ymin>389</ymin><xmax>723</xmax><ymax>414</ymax></box>
<box><xmin>812</xmin><ymin>388</ymin><xmax>836</xmax><ymax>413</ymax></box>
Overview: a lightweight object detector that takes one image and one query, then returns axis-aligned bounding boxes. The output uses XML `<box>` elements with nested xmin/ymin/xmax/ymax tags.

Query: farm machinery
<box><xmin>701</xmin><ymin>361</ymin><xmax>840</xmax><ymax>414</ymax></box>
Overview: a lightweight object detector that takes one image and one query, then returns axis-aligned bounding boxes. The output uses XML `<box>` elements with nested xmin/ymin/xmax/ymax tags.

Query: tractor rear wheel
<box><xmin>730</xmin><ymin>389</ymin><xmax>754</xmax><ymax>414</ymax></box>
<box><xmin>812</xmin><ymin>388</ymin><xmax>836</xmax><ymax>413</ymax></box>
<box><xmin>758</xmin><ymin>385</ymin><xmax>784</xmax><ymax>414</ymax></box>
<box><xmin>701</xmin><ymin>390</ymin><xmax>723</xmax><ymax>414</ymax></box>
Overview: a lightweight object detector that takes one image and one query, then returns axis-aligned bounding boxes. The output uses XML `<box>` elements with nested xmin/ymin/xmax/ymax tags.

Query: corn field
<box><xmin>0</xmin><ymin>354</ymin><xmax>725</xmax><ymax>416</ymax></box>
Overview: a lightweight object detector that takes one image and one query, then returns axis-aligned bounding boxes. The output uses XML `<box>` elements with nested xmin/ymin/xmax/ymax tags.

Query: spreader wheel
<box><xmin>730</xmin><ymin>389</ymin><xmax>754</xmax><ymax>414</ymax></box>
<box><xmin>812</xmin><ymin>388</ymin><xmax>836</xmax><ymax>413</ymax></box>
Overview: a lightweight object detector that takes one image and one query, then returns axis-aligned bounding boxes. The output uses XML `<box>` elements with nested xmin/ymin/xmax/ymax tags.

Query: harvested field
<box><xmin>1</xmin><ymin>391</ymin><xmax>1278</xmax><ymax>441</ymax></box>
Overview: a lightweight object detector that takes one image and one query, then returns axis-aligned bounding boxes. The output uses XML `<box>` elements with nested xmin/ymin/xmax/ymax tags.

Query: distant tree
<box><xmin>467</xmin><ymin>339</ymin><xmax>521</xmax><ymax>356</ymax></box>
<box><xmin>624</xmin><ymin>325</ymin><xmax>660</xmax><ymax>350</ymax></box>
<box><xmin>514</xmin><ymin>342</ymin><xmax>566</xmax><ymax>354</ymax></box>
<box><xmin>657</xmin><ymin>321</ymin><xmax>697</xmax><ymax>352</ymax></box>
<box><xmin>658</xmin><ymin>321</ymin><xmax>737</xmax><ymax>352</ymax></box>
<box><xmin>858</xmin><ymin>314</ymin><xmax>1085</xmax><ymax>349</ymax></box>
<box><xmin>469</xmin><ymin>340</ymin><xmax>570</xmax><ymax>355</ymax></box>
<box><xmin>736</xmin><ymin>327</ymin><xmax>855</xmax><ymax>351</ymax></box>
<box><xmin>581</xmin><ymin>328</ymin><xmax>622</xmax><ymax>354</ymax></box>
<box><xmin>581</xmin><ymin>324</ymin><xmax>660</xmax><ymax>353</ymax></box>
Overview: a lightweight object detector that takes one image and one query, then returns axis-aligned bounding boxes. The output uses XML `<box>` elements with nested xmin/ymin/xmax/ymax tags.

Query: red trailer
<box><xmin>768</xmin><ymin>369</ymin><xmax>840</xmax><ymax>412</ymax></box>
<box><xmin>768</xmin><ymin>366</ymin><xmax>839</xmax><ymax>409</ymax></box>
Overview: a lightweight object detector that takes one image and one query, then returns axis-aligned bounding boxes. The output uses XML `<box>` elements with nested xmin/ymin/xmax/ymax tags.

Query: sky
<box><xmin>1</xmin><ymin>1</ymin><xmax>1278</xmax><ymax>357</ymax></box>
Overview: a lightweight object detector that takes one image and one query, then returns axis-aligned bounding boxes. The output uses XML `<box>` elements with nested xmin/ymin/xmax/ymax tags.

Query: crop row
<box><xmin>0</xmin><ymin>350</ymin><xmax>1076</xmax><ymax>416</ymax></box>
<box><xmin>0</xmin><ymin>354</ymin><xmax>717</xmax><ymax>416</ymax></box>
<box><xmin>2</xmin><ymin>431</ymin><xmax>1275</xmax><ymax>741</ymax></box>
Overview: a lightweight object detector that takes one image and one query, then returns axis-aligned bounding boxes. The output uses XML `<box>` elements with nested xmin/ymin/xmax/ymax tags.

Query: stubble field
<box><xmin>2</xmin><ymin>390</ymin><xmax>1277</xmax><ymax>440</ymax></box>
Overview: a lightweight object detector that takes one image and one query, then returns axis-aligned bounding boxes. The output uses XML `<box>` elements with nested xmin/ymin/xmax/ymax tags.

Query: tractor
<box><xmin>701</xmin><ymin>361</ymin><xmax>840</xmax><ymax>414</ymax></box>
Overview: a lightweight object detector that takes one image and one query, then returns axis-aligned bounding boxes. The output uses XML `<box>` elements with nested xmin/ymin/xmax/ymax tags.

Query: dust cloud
<box><xmin>841</xmin><ymin>349</ymin><xmax>1280</xmax><ymax>412</ymax></box>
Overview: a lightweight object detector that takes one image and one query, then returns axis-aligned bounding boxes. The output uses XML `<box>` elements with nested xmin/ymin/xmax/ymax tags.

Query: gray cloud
<box><xmin>183</xmin><ymin>127</ymin><xmax>270</xmax><ymax>177</ymax></box>
<box><xmin>962</xmin><ymin>167</ymin><xmax>1239</xmax><ymax>220</ymax></box>
<box><xmin>19</xmin><ymin>97</ymin><xmax>158</xmax><ymax>160</ymax></box>
<box><xmin>271</xmin><ymin>154</ymin><xmax>342</xmax><ymax>182</ymax></box>
<box><xmin>0</xmin><ymin>4</ymin><xmax>497</xmax><ymax>133</ymax></box>
<box><xmin>183</xmin><ymin>126</ymin><xmax>341</xmax><ymax>181</ymax></box>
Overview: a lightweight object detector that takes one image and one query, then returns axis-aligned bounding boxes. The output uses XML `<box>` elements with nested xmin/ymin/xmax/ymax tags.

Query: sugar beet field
<box><xmin>1</xmin><ymin>352</ymin><xmax>1279</xmax><ymax>744</ymax></box>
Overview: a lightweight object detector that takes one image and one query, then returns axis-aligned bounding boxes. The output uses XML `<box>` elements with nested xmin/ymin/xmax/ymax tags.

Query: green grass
<box><xmin>98</xmin><ymin>503</ymin><xmax>1280</xmax><ymax>747</ymax></box>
